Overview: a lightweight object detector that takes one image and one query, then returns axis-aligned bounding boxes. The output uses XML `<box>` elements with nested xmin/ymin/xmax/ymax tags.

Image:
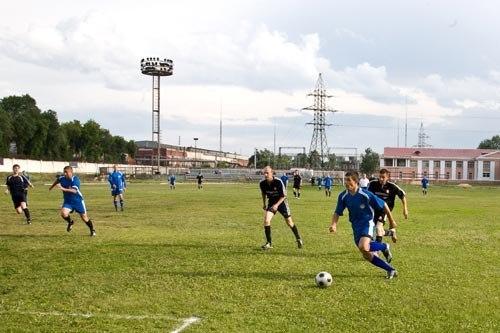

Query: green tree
<box><xmin>478</xmin><ymin>135</ymin><xmax>500</xmax><ymax>149</ymax></box>
<box><xmin>360</xmin><ymin>148</ymin><xmax>380</xmax><ymax>175</ymax></box>
<box><xmin>61</xmin><ymin>120</ymin><xmax>84</xmax><ymax>159</ymax></box>
<box><xmin>0</xmin><ymin>104</ymin><xmax>13</xmax><ymax>155</ymax></box>
<box><xmin>308</xmin><ymin>150</ymin><xmax>321</xmax><ymax>169</ymax></box>
<box><xmin>294</xmin><ymin>153</ymin><xmax>308</xmax><ymax>168</ymax></box>
<box><xmin>248</xmin><ymin>149</ymin><xmax>274</xmax><ymax>168</ymax></box>
<box><xmin>42</xmin><ymin>110</ymin><xmax>67</xmax><ymax>160</ymax></box>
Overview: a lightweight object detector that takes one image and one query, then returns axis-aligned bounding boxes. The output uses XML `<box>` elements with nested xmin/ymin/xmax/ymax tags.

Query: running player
<box><xmin>4</xmin><ymin>164</ymin><xmax>33</xmax><ymax>224</ymax></box>
<box><xmin>260</xmin><ymin>166</ymin><xmax>303</xmax><ymax>250</ymax></box>
<box><xmin>108</xmin><ymin>165</ymin><xmax>126</xmax><ymax>211</ymax></box>
<box><xmin>330</xmin><ymin>171</ymin><xmax>398</xmax><ymax>279</ymax></box>
<box><xmin>323</xmin><ymin>174</ymin><xmax>333</xmax><ymax>197</ymax></box>
<box><xmin>49</xmin><ymin>166</ymin><xmax>96</xmax><ymax>236</ymax></box>
<box><xmin>292</xmin><ymin>170</ymin><xmax>302</xmax><ymax>199</ymax></box>
<box><xmin>368</xmin><ymin>168</ymin><xmax>408</xmax><ymax>243</ymax></box>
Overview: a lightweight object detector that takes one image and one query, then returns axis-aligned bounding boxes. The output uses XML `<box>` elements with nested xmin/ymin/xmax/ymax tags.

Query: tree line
<box><xmin>0</xmin><ymin>94</ymin><xmax>136</xmax><ymax>163</ymax></box>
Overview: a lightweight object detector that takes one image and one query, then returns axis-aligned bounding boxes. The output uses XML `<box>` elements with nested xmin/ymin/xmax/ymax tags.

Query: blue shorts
<box><xmin>324</xmin><ymin>186</ymin><xmax>331</xmax><ymax>190</ymax></box>
<box><xmin>111</xmin><ymin>188</ymin><xmax>123</xmax><ymax>196</ymax></box>
<box><xmin>62</xmin><ymin>201</ymin><xmax>87</xmax><ymax>215</ymax></box>
<box><xmin>352</xmin><ymin>220</ymin><xmax>375</xmax><ymax>245</ymax></box>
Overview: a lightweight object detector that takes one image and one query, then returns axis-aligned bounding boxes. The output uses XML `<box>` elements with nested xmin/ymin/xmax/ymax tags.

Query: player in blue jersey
<box><xmin>280</xmin><ymin>173</ymin><xmax>289</xmax><ymax>188</ymax></box>
<box><xmin>169</xmin><ymin>173</ymin><xmax>176</xmax><ymax>189</ymax></box>
<box><xmin>49</xmin><ymin>166</ymin><xmax>96</xmax><ymax>236</ymax></box>
<box><xmin>329</xmin><ymin>171</ymin><xmax>398</xmax><ymax>279</ymax></box>
<box><xmin>323</xmin><ymin>174</ymin><xmax>333</xmax><ymax>197</ymax></box>
<box><xmin>421</xmin><ymin>176</ymin><xmax>429</xmax><ymax>195</ymax></box>
<box><xmin>5</xmin><ymin>164</ymin><xmax>34</xmax><ymax>224</ymax></box>
<box><xmin>108</xmin><ymin>165</ymin><xmax>127</xmax><ymax>211</ymax></box>
<box><xmin>317</xmin><ymin>175</ymin><xmax>323</xmax><ymax>190</ymax></box>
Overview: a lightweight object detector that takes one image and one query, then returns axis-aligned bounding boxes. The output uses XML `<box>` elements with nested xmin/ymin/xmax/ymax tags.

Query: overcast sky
<box><xmin>1</xmin><ymin>0</ymin><xmax>499</xmax><ymax>156</ymax></box>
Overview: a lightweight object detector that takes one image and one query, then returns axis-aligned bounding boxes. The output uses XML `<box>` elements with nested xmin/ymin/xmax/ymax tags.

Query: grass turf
<box><xmin>1</xmin><ymin>181</ymin><xmax>499</xmax><ymax>332</ymax></box>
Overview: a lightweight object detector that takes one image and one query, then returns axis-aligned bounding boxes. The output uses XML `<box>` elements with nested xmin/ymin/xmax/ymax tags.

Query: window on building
<box><xmin>457</xmin><ymin>172</ymin><xmax>461</xmax><ymax>179</ymax></box>
<box><xmin>483</xmin><ymin>161</ymin><xmax>491</xmax><ymax>172</ymax></box>
<box><xmin>434</xmin><ymin>171</ymin><xmax>439</xmax><ymax>179</ymax></box>
<box><xmin>434</xmin><ymin>161</ymin><xmax>440</xmax><ymax>168</ymax></box>
<box><xmin>483</xmin><ymin>172</ymin><xmax>490</xmax><ymax>178</ymax></box>
<box><xmin>456</xmin><ymin>161</ymin><xmax>463</xmax><ymax>168</ymax></box>
<box><xmin>412</xmin><ymin>171</ymin><xmax>416</xmax><ymax>179</ymax></box>
<box><xmin>384</xmin><ymin>159</ymin><xmax>394</xmax><ymax>167</ymax></box>
<box><xmin>397</xmin><ymin>159</ymin><xmax>406</xmax><ymax>167</ymax></box>
<box><xmin>410</xmin><ymin>160</ymin><xmax>417</xmax><ymax>168</ymax></box>
<box><xmin>468</xmin><ymin>172</ymin><xmax>473</xmax><ymax>180</ymax></box>
<box><xmin>468</xmin><ymin>161</ymin><xmax>474</xmax><ymax>169</ymax></box>
<box><xmin>424</xmin><ymin>171</ymin><xmax>428</xmax><ymax>176</ymax></box>
<box><xmin>445</xmin><ymin>161</ymin><xmax>452</xmax><ymax>168</ymax></box>
<box><xmin>399</xmin><ymin>171</ymin><xmax>403</xmax><ymax>179</ymax></box>
<box><xmin>423</xmin><ymin>160</ymin><xmax>429</xmax><ymax>168</ymax></box>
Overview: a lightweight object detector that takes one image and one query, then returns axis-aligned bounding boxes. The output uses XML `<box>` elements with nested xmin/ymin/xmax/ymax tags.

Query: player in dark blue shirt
<box><xmin>196</xmin><ymin>173</ymin><xmax>204</xmax><ymax>189</ymax></box>
<box><xmin>259</xmin><ymin>166</ymin><xmax>303</xmax><ymax>250</ymax></box>
<box><xmin>4</xmin><ymin>164</ymin><xmax>33</xmax><ymax>224</ymax></box>
<box><xmin>169</xmin><ymin>174</ymin><xmax>176</xmax><ymax>189</ymax></box>
<box><xmin>108</xmin><ymin>165</ymin><xmax>127</xmax><ymax>211</ymax></box>
<box><xmin>49</xmin><ymin>166</ymin><xmax>96</xmax><ymax>236</ymax></box>
<box><xmin>421</xmin><ymin>176</ymin><xmax>429</xmax><ymax>195</ymax></box>
<box><xmin>329</xmin><ymin>171</ymin><xmax>398</xmax><ymax>279</ymax></box>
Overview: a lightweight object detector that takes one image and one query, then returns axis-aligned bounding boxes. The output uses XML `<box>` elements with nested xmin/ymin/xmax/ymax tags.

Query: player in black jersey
<box><xmin>368</xmin><ymin>168</ymin><xmax>408</xmax><ymax>243</ymax></box>
<box><xmin>196</xmin><ymin>172</ymin><xmax>204</xmax><ymax>189</ymax></box>
<box><xmin>292</xmin><ymin>170</ymin><xmax>302</xmax><ymax>199</ymax></box>
<box><xmin>259</xmin><ymin>166</ymin><xmax>303</xmax><ymax>250</ymax></box>
<box><xmin>4</xmin><ymin>164</ymin><xmax>34</xmax><ymax>224</ymax></box>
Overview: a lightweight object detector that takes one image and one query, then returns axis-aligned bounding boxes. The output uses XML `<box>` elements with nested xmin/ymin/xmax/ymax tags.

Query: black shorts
<box><xmin>11</xmin><ymin>193</ymin><xmax>27</xmax><ymax>209</ymax></box>
<box><xmin>293</xmin><ymin>184</ymin><xmax>301</xmax><ymax>190</ymax></box>
<box><xmin>267</xmin><ymin>200</ymin><xmax>291</xmax><ymax>218</ymax></box>
<box><xmin>374</xmin><ymin>213</ymin><xmax>386</xmax><ymax>225</ymax></box>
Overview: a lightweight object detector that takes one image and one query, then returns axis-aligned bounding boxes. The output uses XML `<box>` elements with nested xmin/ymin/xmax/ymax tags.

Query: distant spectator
<box><xmin>359</xmin><ymin>173</ymin><xmax>369</xmax><ymax>190</ymax></box>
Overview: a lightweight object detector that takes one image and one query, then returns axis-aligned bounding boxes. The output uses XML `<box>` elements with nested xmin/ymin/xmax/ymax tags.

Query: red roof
<box><xmin>383</xmin><ymin>147</ymin><xmax>498</xmax><ymax>159</ymax></box>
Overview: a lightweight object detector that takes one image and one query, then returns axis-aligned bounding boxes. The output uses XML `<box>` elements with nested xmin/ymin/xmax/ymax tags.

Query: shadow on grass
<box><xmin>100</xmin><ymin>241</ymin><xmax>352</xmax><ymax>259</ymax></box>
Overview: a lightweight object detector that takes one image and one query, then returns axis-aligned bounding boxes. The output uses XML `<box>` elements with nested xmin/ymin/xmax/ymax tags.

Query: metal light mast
<box><xmin>303</xmin><ymin>73</ymin><xmax>337</xmax><ymax>169</ymax></box>
<box><xmin>140</xmin><ymin>57</ymin><xmax>173</xmax><ymax>174</ymax></box>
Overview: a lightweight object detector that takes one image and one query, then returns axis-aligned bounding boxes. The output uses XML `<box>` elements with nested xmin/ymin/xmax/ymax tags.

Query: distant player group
<box><xmin>260</xmin><ymin>166</ymin><xmax>409</xmax><ymax>279</ymax></box>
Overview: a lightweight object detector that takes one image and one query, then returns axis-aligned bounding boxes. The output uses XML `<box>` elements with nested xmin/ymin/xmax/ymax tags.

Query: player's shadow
<box><xmin>0</xmin><ymin>233</ymin><xmax>62</xmax><ymax>238</ymax></box>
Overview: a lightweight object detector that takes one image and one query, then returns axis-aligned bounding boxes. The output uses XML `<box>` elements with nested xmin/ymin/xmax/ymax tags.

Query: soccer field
<box><xmin>1</xmin><ymin>181</ymin><xmax>499</xmax><ymax>332</ymax></box>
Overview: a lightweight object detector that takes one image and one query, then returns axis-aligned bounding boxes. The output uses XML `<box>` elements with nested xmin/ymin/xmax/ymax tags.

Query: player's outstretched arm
<box><xmin>401</xmin><ymin>196</ymin><xmax>409</xmax><ymax>219</ymax></box>
<box><xmin>329</xmin><ymin>213</ymin><xmax>339</xmax><ymax>233</ymax></box>
<box><xmin>48</xmin><ymin>179</ymin><xmax>59</xmax><ymax>191</ymax></box>
<box><xmin>384</xmin><ymin>203</ymin><xmax>397</xmax><ymax>229</ymax></box>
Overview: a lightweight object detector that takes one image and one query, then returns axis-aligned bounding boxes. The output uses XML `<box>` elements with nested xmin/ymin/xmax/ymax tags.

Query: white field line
<box><xmin>170</xmin><ymin>316</ymin><xmax>202</xmax><ymax>333</ymax></box>
<box><xmin>0</xmin><ymin>310</ymin><xmax>201</xmax><ymax>332</ymax></box>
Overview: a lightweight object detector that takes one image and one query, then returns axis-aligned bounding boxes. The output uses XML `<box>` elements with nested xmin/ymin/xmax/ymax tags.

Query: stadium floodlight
<box><xmin>141</xmin><ymin>57</ymin><xmax>174</xmax><ymax>174</ymax></box>
<box><xmin>193</xmin><ymin>138</ymin><xmax>199</xmax><ymax>168</ymax></box>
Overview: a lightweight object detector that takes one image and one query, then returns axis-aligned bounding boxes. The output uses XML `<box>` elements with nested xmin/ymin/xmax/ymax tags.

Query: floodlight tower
<box><xmin>303</xmin><ymin>73</ymin><xmax>338</xmax><ymax>169</ymax></box>
<box><xmin>140</xmin><ymin>57</ymin><xmax>173</xmax><ymax>174</ymax></box>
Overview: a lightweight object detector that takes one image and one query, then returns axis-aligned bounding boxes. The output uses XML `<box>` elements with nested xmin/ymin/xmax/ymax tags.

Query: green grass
<box><xmin>1</xmin><ymin>181</ymin><xmax>499</xmax><ymax>332</ymax></box>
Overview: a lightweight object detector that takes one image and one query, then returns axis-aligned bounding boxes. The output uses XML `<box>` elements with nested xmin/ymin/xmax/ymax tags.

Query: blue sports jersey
<box><xmin>108</xmin><ymin>171</ymin><xmax>126</xmax><ymax>190</ymax></box>
<box><xmin>58</xmin><ymin>175</ymin><xmax>84</xmax><ymax>204</ymax></box>
<box><xmin>169</xmin><ymin>175</ymin><xmax>176</xmax><ymax>183</ymax></box>
<box><xmin>421</xmin><ymin>177</ymin><xmax>429</xmax><ymax>188</ymax></box>
<box><xmin>334</xmin><ymin>188</ymin><xmax>385</xmax><ymax>228</ymax></box>
<box><xmin>280</xmin><ymin>174</ymin><xmax>288</xmax><ymax>186</ymax></box>
<box><xmin>324</xmin><ymin>176</ymin><xmax>333</xmax><ymax>187</ymax></box>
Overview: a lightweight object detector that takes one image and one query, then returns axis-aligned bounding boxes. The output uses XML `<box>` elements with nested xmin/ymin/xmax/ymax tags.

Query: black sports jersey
<box><xmin>6</xmin><ymin>174</ymin><xmax>29</xmax><ymax>196</ymax></box>
<box><xmin>293</xmin><ymin>174</ymin><xmax>302</xmax><ymax>188</ymax></box>
<box><xmin>368</xmin><ymin>180</ymin><xmax>405</xmax><ymax>211</ymax></box>
<box><xmin>260</xmin><ymin>177</ymin><xmax>286</xmax><ymax>204</ymax></box>
<box><xmin>196</xmin><ymin>175</ymin><xmax>204</xmax><ymax>184</ymax></box>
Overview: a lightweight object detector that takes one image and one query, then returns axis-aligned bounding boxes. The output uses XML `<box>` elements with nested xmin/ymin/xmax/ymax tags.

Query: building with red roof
<box><xmin>380</xmin><ymin>147</ymin><xmax>500</xmax><ymax>181</ymax></box>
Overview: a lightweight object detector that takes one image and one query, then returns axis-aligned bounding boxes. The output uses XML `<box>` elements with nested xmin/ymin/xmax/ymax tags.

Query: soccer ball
<box><xmin>315</xmin><ymin>271</ymin><xmax>333</xmax><ymax>288</ymax></box>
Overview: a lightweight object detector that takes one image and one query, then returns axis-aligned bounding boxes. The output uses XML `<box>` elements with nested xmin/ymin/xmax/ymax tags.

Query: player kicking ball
<box><xmin>49</xmin><ymin>166</ymin><xmax>96</xmax><ymax>236</ymax></box>
<box><xmin>259</xmin><ymin>166</ymin><xmax>303</xmax><ymax>250</ymax></box>
<box><xmin>329</xmin><ymin>171</ymin><xmax>398</xmax><ymax>279</ymax></box>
